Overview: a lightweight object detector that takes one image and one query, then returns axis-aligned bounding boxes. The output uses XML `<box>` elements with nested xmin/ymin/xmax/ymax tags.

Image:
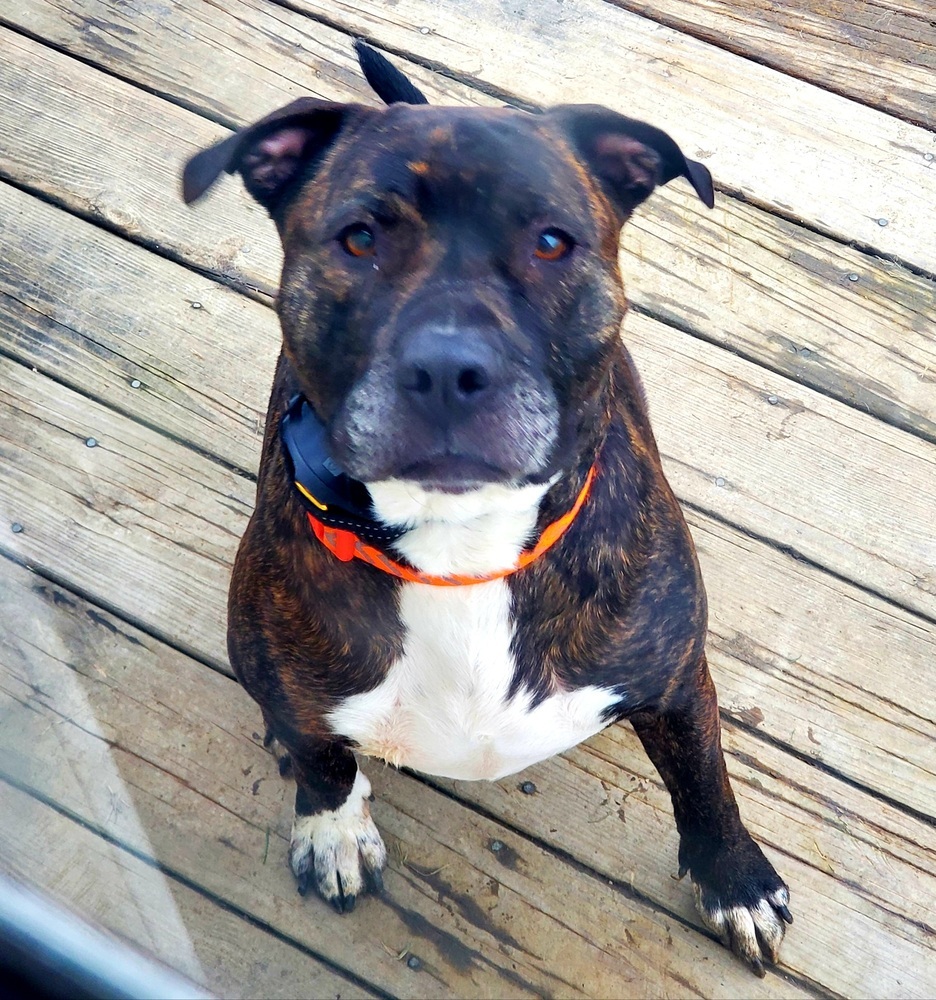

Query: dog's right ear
<box><xmin>181</xmin><ymin>98</ymin><xmax>372</xmax><ymax>212</ymax></box>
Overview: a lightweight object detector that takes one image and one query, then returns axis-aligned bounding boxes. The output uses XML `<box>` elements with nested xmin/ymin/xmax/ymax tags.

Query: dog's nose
<box><xmin>397</xmin><ymin>327</ymin><xmax>501</xmax><ymax>424</ymax></box>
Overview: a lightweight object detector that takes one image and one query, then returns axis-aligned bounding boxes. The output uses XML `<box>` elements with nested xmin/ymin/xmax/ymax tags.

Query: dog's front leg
<box><xmin>629</xmin><ymin>656</ymin><xmax>792</xmax><ymax>976</ymax></box>
<box><xmin>283</xmin><ymin>736</ymin><xmax>387</xmax><ymax>913</ymax></box>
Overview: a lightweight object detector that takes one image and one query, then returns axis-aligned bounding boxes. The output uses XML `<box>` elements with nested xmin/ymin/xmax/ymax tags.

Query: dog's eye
<box><xmin>340</xmin><ymin>224</ymin><xmax>376</xmax><ymax>257</ymax></box>
<box><xmin>534</xmin><ymin>229</ymin><xmax>574</xmax><ymax>261</ymax></box>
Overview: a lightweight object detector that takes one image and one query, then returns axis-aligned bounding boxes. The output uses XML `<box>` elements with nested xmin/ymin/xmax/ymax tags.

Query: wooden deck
<box><xmin>1</xmin><ymin>1</ymin><xmax>934</xmax><ymax>996</ymax></box>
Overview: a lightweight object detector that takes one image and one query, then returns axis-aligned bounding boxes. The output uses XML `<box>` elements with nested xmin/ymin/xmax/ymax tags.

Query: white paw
<box><xmin>693</xmin><ymin>881</ymin><xmax>792</xmax><ymax>976</ymax></box>
<box><xmin>288</xmin><ymin>770</ymin><xmax>387</xmax><ymax>912</ymax></box>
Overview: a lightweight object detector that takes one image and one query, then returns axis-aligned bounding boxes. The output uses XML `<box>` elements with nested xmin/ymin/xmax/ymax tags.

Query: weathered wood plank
<box><xmin>1</xmin><ymin>5</ymin><xmax>932</xmax><ymax>998</ymax></box>
<box><xmin>0</xmin><ymin>182</ymin><xmax>277</xmax><ymax>474</ymax></box>
<box><xmin>2</xmin><ymin>557</ymin><xmax>933</xmax><ymax>997</ymax></box>
<box><xmin>607</xmin><ymin>0</ymin><xmax>936</xmax><ymax>129</ymax></box>
<box><xmin>0</xmin><ymin>354</ymin><xmax>246</xmax><ymax>672</ymax></box>
<box><xmin>277</xmin><ymin>0</ymin><xmax>936</xmax><ymax>271</ymax></box>
<box><xmin>624</xmin><ymin>187</ymin><xmax>936</xmax><ymax>446</ymax></box>
<box><xmin>0</xmin><ymin>27</ymin><xmax>280</xmax><ymax>296</ymax></box>
<box><xmin>695</xmin><ymin>510</ymin><xmax>936</xmax><ymax>821</ymax></box>
<box><xmin>8</xmin><ymin>0</ymin><xmax>934</xmax><ymax>268</ymax></box>
<box><xmin>438</xmin><ymin>720</ymin><xmax>936</xmax><ymax>999</ymax></box>
<box><xmin>0</xmin><ymin>783</ymin><xmax>377</xmax><ymax>1000</ymax></box>
<box><xmin>4</xmin><ymin>99</ymin><xmax>936</xmax><ymax>619</ymax></box>
<box><xmin>625</xmin><ymin>308</ymin><xmax>936</xmax><ymax>619</ymax></box>
<box><xmin>2</xmin><ymin>332</ymin><xmax>934</xmax><ymax>815</ymax></box>
<box><xmin>2</xmin><ymin>11</ymin><xmax>935</xmax><ymax>446</ymax></box>
<box><xmin>0</xmin><ymin>559</ymin><xmax>804</xmax><ymax>999</ymax></box>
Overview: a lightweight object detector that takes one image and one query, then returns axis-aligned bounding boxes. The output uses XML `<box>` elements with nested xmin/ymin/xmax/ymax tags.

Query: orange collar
<box><xmin>307</xmin><ymin>465</ymin><xmax>596</xmax><ymax>586</ymax></box>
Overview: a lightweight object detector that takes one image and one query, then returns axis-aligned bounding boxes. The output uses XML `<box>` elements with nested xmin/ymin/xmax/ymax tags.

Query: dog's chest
<box><xmin>327</xmin><ymin>580</ymin><xmax>618</xmax><ymax>781</ymax></box>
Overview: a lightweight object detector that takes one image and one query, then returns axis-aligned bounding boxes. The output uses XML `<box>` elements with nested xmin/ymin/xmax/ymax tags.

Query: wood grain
<box><xmin>274</xmin><ymin>0</ymin><xmax>936</xmax><ymax>270</ymax></box>
<box><xmin>626</xmin><ymin>308</ymin><xmax>936</xmax><ymax>620</ymax></box>
<box><xmin>0</xmin><ymin>183</ymin><xmax>277</xmax><ymax>473</ymax></box>
<box><xmin>9</xmin><ymin>0</ymin><xmax>933</xmax><ymax>267</ymax></box>
<box><xmin>606</xmin><ymin>0</ymin><xmax>936</xmax><ymax>129</ymax></box>
<box><xmin>2</xmin><ymin>353</ymin><xmax>933</xmax><ymax>817</ymax></box>
<box><xmin>0</xmin><ymin>355</ymin><xmax>247</xmax><ymax>671</ymax></box>
<box><xmin>0</xmin><ymin>783</ymin><xmax>377</xmax><ymax>1000</ymax></box>
<box><xmin>2</xmin><ymin>4</ymin><xmax>934</xmax><ymax>999</ymax></box>
<box><xmin>3</xmin><ymin>8</ymin><xmax>934</xmax><ymax>446</ymax></box>
<box><xmin>0</xmin><ymin>558</ymin><xmax>806</xmax><ymax>999</ymax></box>
<box><xmin>437</xmin><ymin>720</ymin><xmax>936</xmax><ymax>999</ymax></box>
<box><xmin>7</xmin><ymin>173</ymin><xmax>935</xmax><ymax>622</ymax></box>
<box><xmin>3</xmin><ymin>558</ymin><xmax>934</xmax><ymax>997</ymax></box>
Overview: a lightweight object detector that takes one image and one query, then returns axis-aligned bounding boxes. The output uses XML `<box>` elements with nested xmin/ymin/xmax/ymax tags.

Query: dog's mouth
<box><xmin>398</xmin><ymin>455</ymin><xmax>509</xmax><ymax>494</ymax></box>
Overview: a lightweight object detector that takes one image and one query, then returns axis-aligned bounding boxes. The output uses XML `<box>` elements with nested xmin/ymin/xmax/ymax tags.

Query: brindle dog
<box><xmin>183</xmin><ymin>42</ymin><xmax>791</xmax><ymax>975</ymax></box>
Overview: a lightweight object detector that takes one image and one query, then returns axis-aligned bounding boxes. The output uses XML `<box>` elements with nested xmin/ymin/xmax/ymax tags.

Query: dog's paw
<box><xmin>288</xmin><ymin>771</ymin><xmax>387</xmax><ymax>913</ymax></box>
<box><xmin>679</xmin><ymin>832</ymin><xmax>792</xmax><ymax>977</ymax></box>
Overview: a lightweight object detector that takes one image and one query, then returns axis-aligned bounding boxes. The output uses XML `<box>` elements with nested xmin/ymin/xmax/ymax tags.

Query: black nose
<box><xmin>397</xmin><ymin>327</ymin><xmax>501</xmax><ymax>424</ymax></box>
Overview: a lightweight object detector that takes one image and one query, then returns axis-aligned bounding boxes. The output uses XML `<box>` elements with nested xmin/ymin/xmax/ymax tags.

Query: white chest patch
<box><xmin>327</xmin><ymin>579</ymin><xmax>619</xmax><ymax>781</ymax></box>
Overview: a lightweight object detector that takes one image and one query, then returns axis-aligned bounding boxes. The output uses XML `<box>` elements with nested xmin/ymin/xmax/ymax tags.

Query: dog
<box><xmin>182</xmin><ymin>41</ymin><xmax>791</xmax><ymax>976</ymax></box>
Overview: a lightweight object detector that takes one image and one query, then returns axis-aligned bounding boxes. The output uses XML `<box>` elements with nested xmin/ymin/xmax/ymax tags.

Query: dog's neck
<box><xmin>367</xmin><ymin>478</ymin><xmax>556</xmax><ymax>577</ymax></box>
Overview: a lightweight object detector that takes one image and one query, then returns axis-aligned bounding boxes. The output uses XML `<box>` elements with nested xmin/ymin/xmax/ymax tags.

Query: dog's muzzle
<box><xmin>333</xmin><ymin>313</ymin><xmax>559</xmax><ymax>489</ymax></box>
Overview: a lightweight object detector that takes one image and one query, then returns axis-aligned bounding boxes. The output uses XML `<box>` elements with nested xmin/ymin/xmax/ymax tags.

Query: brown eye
<box><xmin>340</xmin><ymin>224</ymin><xmax>376</xmax><ymax>257</ymax></box>
<box><xmin>534</xmin><ymin>228</ymin><xmax>573</xmax><ymax>261</ymax></box>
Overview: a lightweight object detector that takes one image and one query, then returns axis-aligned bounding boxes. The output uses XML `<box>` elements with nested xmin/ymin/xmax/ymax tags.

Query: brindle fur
<box><xmin>184</xmin><ymin>45</ymin><xmax>790</xmax><ymax>974</ymax></box>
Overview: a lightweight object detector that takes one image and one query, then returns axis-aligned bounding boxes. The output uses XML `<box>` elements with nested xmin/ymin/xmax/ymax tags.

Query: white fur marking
<box><xmin>367</xmin><ymin>477</ymin><xmax>555</xmax><ymax>575</ymax></box>
<box><xmin>289</xmin><ymin>770</ymin><xmax>386</xmax><ymax>899</ymax></box>
<box><xmin>328</xmin><ymin>578</ymin><xmax>619</xmax><ymax>781</ymax></box>
<box><xmin>694</xmin><ymin>882</ymin><xmax>788</xmax><ymax>965</ymax></box>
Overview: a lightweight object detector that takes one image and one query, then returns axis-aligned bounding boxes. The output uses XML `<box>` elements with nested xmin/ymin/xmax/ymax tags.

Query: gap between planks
<box><xmin>0</xmin><ymin>780</ymin><xmax>382</xmax><ymax>1000</ymax></box>
<box><xmin>5</xmin><ymin>553</ymin><xmax>935</xmax><ymax>997</ymax></box>
<box><xmin>3</xmin><ymin>161</ymin><xmax>934</xmax><ymax>623</ymax></box>
<box><xmin>602</xmin><ymin>0</ymin><xmax>936</xmax><ymax>130</ymax></box>
<box><xmin>2</xmin><ymin>199</ymin><xmax>935</xmax><ymax>816</ymax></box>
<box><xmin>0</xmin><ymin>5</ymin><xmax>928</xmax><ymax>992</ymax></box>
<box><xmin>1</xmin><ymin>338</ymin><xmax>934</xmax><ymax>839</ymax></box>
<box><xmin>0</xmin><ymin>555</ymin><xmax>817</xmax><ymax>999</ymax></box>
<box><xmin>266</xmin><ymin>0</ymin><xmax>936</xmax><ymax>271</ymax></box>
<box><xmin>2</xmin><ymin>37</ymin><xmax>935</xmax><ymax>617</ymax></box>
<box><xmin>0</xmin><ymin>8</ymin><xmax>934</xmax><ymax>447</ymax></box>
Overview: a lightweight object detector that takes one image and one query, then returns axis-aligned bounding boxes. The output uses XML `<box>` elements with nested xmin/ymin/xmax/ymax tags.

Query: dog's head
<box><xmin>183</xmin><ymin>46</ymin><xmax>712</xmax><ymax>496</ymax></box>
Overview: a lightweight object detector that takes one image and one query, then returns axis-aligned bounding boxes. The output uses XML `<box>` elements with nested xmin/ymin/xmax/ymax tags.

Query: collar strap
<box><xmin>281</xmin><ymin>395</ymin><xmax>405</xmax><ymax>545</ymax></box>
<box><xmin>307</xmin><ymin>464</ymin><xmax>596</xmax><ymax>586</ymax></box>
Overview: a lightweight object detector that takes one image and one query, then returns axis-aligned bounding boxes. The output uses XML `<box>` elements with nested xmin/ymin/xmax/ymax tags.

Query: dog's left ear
<box><xmin>548</xmin><ymin>105</ymin><xmax>714</xmax><ymax>218</ymax></box>
<box><xmin>182</xmin><ymin>98</ymin><xmax>373</xmax><ymax>212</ymax></box>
